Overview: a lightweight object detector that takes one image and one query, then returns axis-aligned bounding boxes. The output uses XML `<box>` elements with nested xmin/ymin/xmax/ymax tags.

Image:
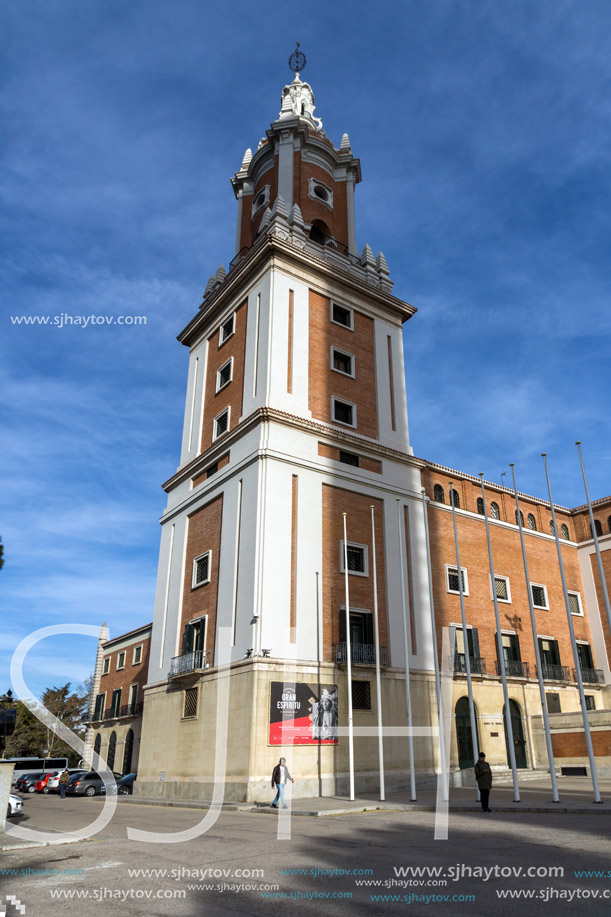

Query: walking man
<box><xmin>474</xmin><ymin>752</ymin><xmax>492</xmax><ymax>812</ymax></box>
<box><xmin>271</xmin><ymin>757</ymin><xmax>294</xmax><ymax>809</ymax></box>
<box><xmin>59</xmin><ymin>769</ymin><xmax>70</xmax><ymax>799</ymax></box>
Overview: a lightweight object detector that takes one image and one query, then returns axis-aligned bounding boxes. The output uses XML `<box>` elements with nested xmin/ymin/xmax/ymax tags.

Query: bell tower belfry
<box><xmin>139</xmin><ymin>53</ymin><xmax>435</xmax><ymax>802</ymax></box>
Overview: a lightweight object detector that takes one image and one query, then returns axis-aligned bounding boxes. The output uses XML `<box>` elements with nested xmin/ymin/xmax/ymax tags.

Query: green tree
<box><xmin>3</xmin><ymin>682</ymin><xmax>89</xmax><ymax>765</ymax></box>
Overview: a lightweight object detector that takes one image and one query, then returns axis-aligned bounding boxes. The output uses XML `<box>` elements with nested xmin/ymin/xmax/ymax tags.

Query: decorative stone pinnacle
<box><xmin>241</xmin><ymin>148</ymin><xmax>252</xmax><ymax>170</ymax></box>
<box><xmin>340</xmin><ymin>132</ymin><xmax>351</xmax><ymax>151</ymax></box>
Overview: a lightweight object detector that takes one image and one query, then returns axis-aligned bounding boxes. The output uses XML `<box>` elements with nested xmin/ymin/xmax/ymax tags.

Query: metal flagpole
<box><xmin>370</xmin><ymin>506</ymin><xmax>385</xmax><ymax>801</ymax></box>
<box><xmin>421</xmin><ymin>489</ymin><xmax>448</xmax><ymax>802</ymax></box>
<box><xmin>479</xmin><ymin>473</ymin><xmax>521</xmax><ymax>802</ymax></box>
<box><xmin>541</xmin><ymin>454</ymin><xmax>602</xmax><ymax>803</ymax></box>
<box><xmin>396</xmin><ymin>498</ymin><xmax>416</xmax><ymax>801</ymax></box>
<box><xmin>509</xmin><ymin>464</ymin><xmax>559</xmax><ymax>802</ymax></box>
<box><xmin>576</xmin><ymin>442</ymin><xmax>611</xmax><ymax>638</ymax></box>
<box><xmin>342</xmin><ymin>513</ymin><xmax>355</xmax><ymax>801</ymax></box>
<box><xmin>449</xmin><ymin>483</ymin><xmax>480</xmax><ymax>801</ymax></box>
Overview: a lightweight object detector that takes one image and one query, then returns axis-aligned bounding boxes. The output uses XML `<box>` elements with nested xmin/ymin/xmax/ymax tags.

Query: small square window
<box><xmin>192</xmin><ymin>551</ymin><xmax>211</xmax><ymax>588</ymax></box>
<box><xmin>102</xmin><ymin>658</ymin><xmax>110</xmax><ymax>676</ymax></box>
<box><xmin>494</xmin><ymin>576</ymin><xmax>511</xmax><ymax>602</ymax></box>
<box><xmin>213</xmin><ymin>408</ymin><xmax>230</xmax><ymax>440</ymax></box>
<box><xmin>447</xmin><ymin>566</ymin><xmax>469</xmax><ymax>595</ymax></box>
<box><xmin>546</xmin><ymin>693</ymin><xmax>561</xmax><ymax>714</ymax></box>
<box><xmin>331</xmin><ymin>302</ymin><xmax>353</xmax><ymax>330</ymax></box>
<box><xmin>340</xmin><ymin>541</ymin><xmax>369</xmax><ymax>577</ymax></box>
<box><xmin>216</xmin><ymin>359</ymin><xmax>233</xmax><ymax>392</ymax></box>
<box><xmin>568</xmin><ymin>592</ymin><xmax>583</xmax><ymax>616</ymax></box>
<box><xmin>219</xmin><ymin>314</ymin><xmax>235</xmax><ymax>345</ymax></box>
<box><xmin>339</xmin><ymin>450</ymin><xmax>359</xmax><ymax>467</ymax></box>
<box><xmin>332</xmin><ymin>397</ymin><xmax>356</xmax><ymax>427</ymax></box>
<box><xmin>117</xmin><ymin>651</ymin><xmax>126</xmax><ymax>671</ymax></box>
<box><xmin>133</xmin><ymin>644</ymin><xmax>143</xmax><ymax>665</ymax></box>
<box><xmin>331</xmin><ymin>347</ymin><xmax>354</xmax><ymax>377</ymax></box>
<box><xmin>352</xmin><ymin>681</ymin><xmax>371</xmax><ymax>710</ymax></box>
<box><xmin>183</xmin><ymin>687</ymin><xmax>198</xmax><ymax>719</ymax></box>
<box><xmin>531</xmin><ymin>584</ymin><xmax>548</xmax><ymax>609</ymax></box>
<box><xmin>585</xmin><ymin>695</ymin><xmax>596</xmax><ymax>711</ymax></box>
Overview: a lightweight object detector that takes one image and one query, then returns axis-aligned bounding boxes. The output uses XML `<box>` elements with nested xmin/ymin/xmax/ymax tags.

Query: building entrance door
<box><xmin>503</xmin><ymin>700</ymin><xmax>527</xmax><ymax>768</ymax></box>
<box><xmin>455</xmin><ymin>697</ymin><xmax>479</xmax><ymax>769</ymax></box>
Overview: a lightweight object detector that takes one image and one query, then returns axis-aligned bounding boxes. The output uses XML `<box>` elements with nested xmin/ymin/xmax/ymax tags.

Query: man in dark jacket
<box><xmin>59</xmin><ymin>769</ymin><xmax>70</xmax><ymax>799</ymax></box>
<box><xmin>271</xmin><ymin>757</ymin><xmax>294</xmax><ymax>809</ymax></box>
<box><xmin>474</xmin><ymin>752</ymin><xmax>492</xmax><ymax>812</ymax></box>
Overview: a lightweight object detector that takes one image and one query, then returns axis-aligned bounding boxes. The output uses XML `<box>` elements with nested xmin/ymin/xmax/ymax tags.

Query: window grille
<box><xmin>433</xmin><ymin>484</ymin><xmax>445</xmax><ymax>503</ymax></box>
<box><xmin>220</xmin><ymin>314</ymin><xmax>235</xmax><ymax>343</ymax></box>
<box><xmin>332</xmin><ymin>349</ymin><xmax>353</xmax><ymax>375</ymax></box>
<box><xmin>448</xmin><ymin>567</ymin><xmax>466</xmax><ymax>593</ymax></box>
<box><xmin>332</xmin><ymin>303</ymin><xmax>352</xmax><ymax>328</ymax></box>
<box><xmin>495</xmin><ymin>577</ymin><xmax>509</xmax><ymax>600</ymax></box>
<box><xmin>194</xmin><ymin>553</ymin><xmax>210</xmax><ymax>586</ymax></box>
<box><xmin>351</xmin><ymin>681</ymin><xmax>371</xmax><ymax>710</ymax></box>
<box><xmin>550</xmin><ymin>520</ymin><xmax>556</xmax><ymax>535</ymax></box>
<box><xmin>333</xmin><ymin>399</ymin><xmax>354</xmax><ymax>426</ymax></box>
<box><xmin>561</xmin><ymin>523</ymin><xmax>569</xmax><ymax>540</ymax></box>
<box><xmin>214</xmin><ymin>410</ymin><xmax>229</xmax><ymax>438</ymax></box>
<box><xmin>449</xmin><ymin>488</ymin><xmax>460</xmax><ymax>508</ymax></box>
<box><xmin>515</xmin><ymin>510</ymin><xmax>524</xmax><ymax>526</ymax></box>
<box><xmin>527</xmin><ymin>513</ymin><xmax>537</xmax><ymax>530</ymax></box>
<box><xmin>490</xmin><ymin>502</ymin><xmax>500</xmax><ymax>519</ymax></box>
<box><xmin>531</xmin><ymin>584</ymin><xmax>547</xmax><ymax>608</ymax></box>
<box><xmin>183</xmin><ymin>688</ymin><xmax>198</xmax><ymax>719</ymax></box>
<box><xmin>217</xmin><ymin>360</ymin><xmax>232</xmax><ymax>389</ymax></box>
<box><xmin>568</xmin><ymin>592</ymin><xmax>581</xmax><ymax>615</ymax></box>
<box><xmin>346</xmin><ymin>546</ymin><xmax>365</xmax><ymax>573</ymax></box>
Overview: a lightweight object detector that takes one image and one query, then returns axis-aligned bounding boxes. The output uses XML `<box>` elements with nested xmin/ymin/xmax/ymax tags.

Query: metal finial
<box><xmin>289</xmin><ymin>41</ymin><xmax>306</xmax><ymax>74</ymax></box>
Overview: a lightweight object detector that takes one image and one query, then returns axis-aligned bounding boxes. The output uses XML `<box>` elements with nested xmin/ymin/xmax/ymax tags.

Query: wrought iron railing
<box><xmin>539</xmin><ymin>663</ymin><xmax>570</xmax><ymax>682</ymax></box>
<box><xmin>333</xmin><ymin>643</ymin><xmax>388</xmax><ymax>666</ymax></box>
<box><xmin>496</xmin><ymin>660</ymin><xmax>530</xmax><ymax>678</ymax></box>
<box><xmin>169</xmin><ymin>649</ymin><xmax>208</xmax><ymax>677</ymax></box>
<box><xmin>454</xmin><ymin>655</ymin><xmax>486</xmax><ymax>675</ymax></box>
<box><xmin>573</xmin><ymin>667</ymin><xmax>605</xmax><ymax>684</ymax></box>
<box><xmin>102</xmin><ymin>701</ymin><xmax>144</xmax><ymax>720</ymax></box>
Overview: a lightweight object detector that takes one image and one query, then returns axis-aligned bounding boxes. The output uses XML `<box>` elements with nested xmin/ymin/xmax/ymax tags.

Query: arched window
<box><xmin>590</xmin><ymin>519</ymin><xmax>603</xmax><ymax>538</ymax></box>
<box><xmin>561</xmin><ymin>524</ymin><xmax>569</xmax><ymax>540</ymax></box>
<box><xmin>433</xmin><ymin>484</ymin><xmax>445</xmax><ymax>504</ymax></box>
<box><xmin>490</xmin><ymin>502</ymin><xmax>500</xmax><ymax>519</ymax></box>
<box><xmin>550</xmin><ymin>520</ymin><xmax>556</xmax><ymax>536</ymax></box>
<box><xmin>608</xmin><ymin>516</ymin><xmax>611</xmax><ymax>534</ymax></box>
<box><xmin>515</xmin><ymin>510</ymin><xmax>524</xmax><ymax>527</ymax></box>
<box><xmin>93</xmin><ymin>733</ymin><xmax>101</xmax><ymax>756</ymax></box>
<box><xmin>309</xmin><ymin>219</ymin><xmax>331</xmax><ymax>246</ymax></box>
<box><xmin>107</xmin><ymin>731</ymin><xmax>117</xmax><ymax>771</ymax></box>
<box><xmin>122</xmin><ymin>729</ymin><xmax>134</xmax><ymax>776</ymax></box>
<box><xmin>449</xmin><ymin>488</ymin><xmax>460</xmax><ymax>509</ymax></box>
<box><xmin>527</xmin><ymin>513</ymin><xmax>537</xmax><ymax>531</ymax></box>
<box><xmin>477</xmin><ymin>497</ymin><xmax>485</xmax><ymax>516</ymax></box>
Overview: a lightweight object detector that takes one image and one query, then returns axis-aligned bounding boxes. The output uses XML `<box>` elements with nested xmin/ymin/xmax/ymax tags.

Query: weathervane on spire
<box><xmin>289</xmin><ymin>41</ymin><xmax>306</xmax><ymax>75</ymax></box>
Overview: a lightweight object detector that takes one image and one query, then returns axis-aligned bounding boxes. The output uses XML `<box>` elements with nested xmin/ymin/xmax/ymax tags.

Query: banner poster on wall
<box><xmin>269</xmin><ymin>682</ymin><xmax>338</xmax><ymax>745</ymax></box>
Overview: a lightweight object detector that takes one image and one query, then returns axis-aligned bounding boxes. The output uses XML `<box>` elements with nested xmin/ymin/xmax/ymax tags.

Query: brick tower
<box><xmin>136</xmin><ymin>63</ymin><xmax>438</xmax><ymax>802</ymax></box>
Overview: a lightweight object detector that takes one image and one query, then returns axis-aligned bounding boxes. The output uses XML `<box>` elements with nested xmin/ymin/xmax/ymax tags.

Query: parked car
<box><xmin>45</xmin><ymin>769</ymin><xmax>88</xmax><ymax>793</ymax></box>
<box><xmin>66</xmin><ymin>771</ymin><xmax>123</xmax><ymax>797</ymax></box>
<box><xmin>7</xmin><ymin>794</ymin><xmax>24</xmax><ymax>818</ymax></box>
<box><xmin>108</xmin><ymin>773</ymin><xmax>137</xmax><ymax>796</ymax></box>
<box><xmin>33</xmin><ymin>772</ymin><xmax>55</xmax><ymax>793</ymax></box>
<box><xmin>18</xmin><ymin>773</ymin><xmax>46</xmax><ymax>793</ymax></box>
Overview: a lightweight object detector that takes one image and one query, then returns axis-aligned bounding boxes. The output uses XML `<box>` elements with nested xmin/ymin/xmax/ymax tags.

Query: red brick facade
<box><xmin>180</xmin><ymin>495</ymin><xmax>224</xmax><ymax>666</ymax></box>
<box><xmin>200</xmin><ymin>300</ymin><xmax>247</xmax><ymax>453</ymax></box>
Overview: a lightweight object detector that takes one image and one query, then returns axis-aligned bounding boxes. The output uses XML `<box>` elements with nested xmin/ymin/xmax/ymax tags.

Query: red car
<box><xmin>33</xmin><ymin>772</ymin><xmax>55</xmax><ymax>793</ymax></box>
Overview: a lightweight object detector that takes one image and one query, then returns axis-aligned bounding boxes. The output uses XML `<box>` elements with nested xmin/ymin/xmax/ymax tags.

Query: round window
<box><xmin>314</xmin><ymin>185</ymin><xmax>329</xmax><ymax>202</ymax></box>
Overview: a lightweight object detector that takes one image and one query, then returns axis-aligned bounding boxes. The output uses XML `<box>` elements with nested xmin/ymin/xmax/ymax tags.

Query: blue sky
<box><xmin>2</xmin><ymin>1</ymin><xmax>610</xmax><ymax>696</ymax></box>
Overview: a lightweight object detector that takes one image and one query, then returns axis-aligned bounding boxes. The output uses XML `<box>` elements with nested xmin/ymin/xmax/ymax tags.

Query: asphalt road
<box><xmin>0</xmin><ymin>794</ymin><xmax>610</xmax><ymax>916</ymax></box>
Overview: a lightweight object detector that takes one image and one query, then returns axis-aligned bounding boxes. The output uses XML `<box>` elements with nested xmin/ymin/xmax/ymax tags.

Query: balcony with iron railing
<box><xmin>495</xmin><ymin>660</ymin><xmax>530</xmax><ymax>678</ymax></box>
<box><xmin>333</xmin><ymin>643</ymin><xmax>388</xmax><ymax>667</ymax></box>
<box><xmin>538</xmin><ymin>663</ymin><xmax>571</xmax><ymax>682</ymax></box>
<box><xmin>453</xmin><ymin>655</ymin><xmax>487</xmax><ymax>675</ymax></box>
<box><xmin>102</xmin><ymin>701</ymin><xmax>144</xmax><ymax>721</ymax></box>
<box><xmin>574</xmin><ymin>667</ymin><xmax>605</xmax><ymax>684</ymax></box>
<box><xmin>169</xmin><ymin>649</ymin><xmax>208</xmax><ymax>678</ymax></box>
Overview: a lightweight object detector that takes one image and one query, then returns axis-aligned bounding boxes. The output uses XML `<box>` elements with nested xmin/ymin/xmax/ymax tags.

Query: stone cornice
<box><xmin>162</xmin><ymin>407</ymin><xmax>423</xmax><ymax>493</ymax></box>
